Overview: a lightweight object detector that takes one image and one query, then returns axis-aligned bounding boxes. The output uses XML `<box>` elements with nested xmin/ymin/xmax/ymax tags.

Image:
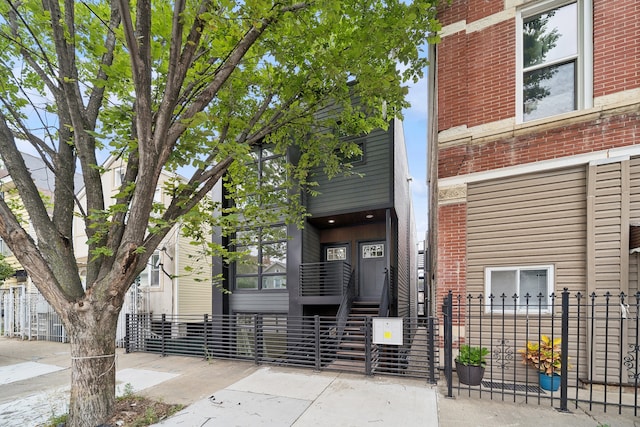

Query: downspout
<box><xmin>426</xmin><ymin>42</ymin><xmax>438</xmax><ymax>317</ymax></box>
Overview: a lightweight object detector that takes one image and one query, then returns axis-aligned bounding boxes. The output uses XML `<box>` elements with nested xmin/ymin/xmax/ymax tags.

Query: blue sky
<box><xmin>402</xmin><ymin>70</ymin><xmax>429</xmax><ymax>242</ymax></box>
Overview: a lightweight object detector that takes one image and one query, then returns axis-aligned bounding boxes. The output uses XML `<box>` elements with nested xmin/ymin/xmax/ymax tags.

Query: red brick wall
<box><xmin>437</xmin><ymin>0</ymin><xmax>640</xmax><ymax>134</ymax></box>
<box><xmin>593</xmin><ymin>0</ymin><xmax>640</xmax><ymax>97</ymax></box>
<box><xmin>468</xmin><ymin>0</ymin><xmax>503</xmax><ymax>22</ymax></box>
<box><xmin>466</xmin><ymin>20</ymin><xmax>516</xmax><ymax>127</ymax></box>
<box><xmin>438</xmin><ymin>0</ymin><xmax>468</xmax><ymax>27</ymax></box>
<box><xmin>438</xmin><ymin>111</ymin><xmax>640</xmax><ymax>179</ymax></box>
<box><xmin>437</xmin><ymin>31</ymin><xmax>468</xmax><ymax>130</ymax></box>
<box><xmin>437</xmin><ymin>203</ymin><xmax>467</xmax><ymax>309</ymax></box>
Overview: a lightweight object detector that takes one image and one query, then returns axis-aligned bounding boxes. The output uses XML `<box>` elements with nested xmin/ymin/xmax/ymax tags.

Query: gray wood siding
<box><xmin>230</xmin><ymin>292</ymin><xmax>289</xmax><ymax>313</ymax></box>
<box><xmin>466</xmin><ymin>166</ymin><xmax>587</xmax><ymax>381</ymax></box>
<box><xmin>306</xmin><ymin>128</ymin><xmax>392</xmax><ymax>216</ymax></box>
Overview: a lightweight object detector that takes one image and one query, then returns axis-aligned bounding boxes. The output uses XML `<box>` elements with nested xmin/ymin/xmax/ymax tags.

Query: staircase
<box><xmin>329</xmin><ymin>300</ymin><xmax>379</xmax><ymax>372</ymax></box>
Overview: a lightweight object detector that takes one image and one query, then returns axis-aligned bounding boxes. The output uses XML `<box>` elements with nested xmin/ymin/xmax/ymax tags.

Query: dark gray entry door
<box><xmin>358</xmin><ymin>241</ymin><xmax>386</xmax><ymax>299</ymax></box>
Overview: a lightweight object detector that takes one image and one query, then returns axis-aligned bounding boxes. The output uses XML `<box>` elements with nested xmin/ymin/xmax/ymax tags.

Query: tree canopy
<box><xmin>0</xmin><ymin>0</ymin><xmax>440</xmax><ymax>425</ymax></box>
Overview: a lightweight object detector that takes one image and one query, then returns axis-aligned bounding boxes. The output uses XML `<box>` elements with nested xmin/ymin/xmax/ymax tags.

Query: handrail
<box><xmin>377</xmin><ymin>268</ymin><xmax>390</xmax><ymax>317</ymax></box>
<box><xmin>335</xmin><ymin>269</ymin><xmax>356</xmax><ymax>339</ymax></box>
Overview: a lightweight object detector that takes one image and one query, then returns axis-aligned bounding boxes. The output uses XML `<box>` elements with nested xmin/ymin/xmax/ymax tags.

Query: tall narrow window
<box><xmin>517</xmin><ymin>0</ymin><xmax>592</xmax><ymax>122</ymax></box>
<box><xmin>149</xmin><ymin>251</ymin><xmax>161</xmax><ymax>287</ymax></box>
<box><xmin>233</xmin><ymin>146</ymin><xmax>288</xmax><ymax>291</ymax></box>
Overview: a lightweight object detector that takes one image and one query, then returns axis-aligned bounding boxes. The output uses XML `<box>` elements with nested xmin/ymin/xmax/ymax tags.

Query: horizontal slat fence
<box><xmin>125</xmin><ymin>313</ymin><xmax>439</xmax><ymax>382</ymax></box>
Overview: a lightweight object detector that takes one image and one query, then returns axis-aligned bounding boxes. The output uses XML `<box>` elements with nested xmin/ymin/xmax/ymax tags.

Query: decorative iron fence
<box><xmin>125</xmin><ymin>313</ymin><xmax>439</xmax><ymax>382</ymax></box>
<box><xmin>443</xmin><ymin>289</ymin><xmax>640</xmax><ymax>416</ymax></box>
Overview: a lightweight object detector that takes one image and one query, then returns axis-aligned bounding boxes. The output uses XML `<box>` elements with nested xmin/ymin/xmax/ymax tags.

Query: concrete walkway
<box><xmin>0</xmin><ymin>337</ymin><xmax>637</xmax><ymax>426</ymax></box>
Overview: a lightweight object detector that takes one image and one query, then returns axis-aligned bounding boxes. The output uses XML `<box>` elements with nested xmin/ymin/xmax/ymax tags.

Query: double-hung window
<box><xmin>485</xmin><ymin>265</ymin><xmax>554</xmax><ymax>313</ymax></box>
<box><xmin>516</xmin><ymin>0</ymin><xmax>592</xmax><ymax>122</ymax></box>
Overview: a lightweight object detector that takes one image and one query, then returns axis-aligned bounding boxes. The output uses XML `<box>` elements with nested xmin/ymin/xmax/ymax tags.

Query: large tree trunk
<box><xmin>66</xmin><ymin>306</ymin><xmax>120</xmax><ymax>427</ymax></box>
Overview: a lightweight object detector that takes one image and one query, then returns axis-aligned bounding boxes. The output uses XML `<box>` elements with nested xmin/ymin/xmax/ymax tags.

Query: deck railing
<box><xmin>299</xmin><ymin>261</ymin><xmax>351</xmax><ymax>297</ymax></box>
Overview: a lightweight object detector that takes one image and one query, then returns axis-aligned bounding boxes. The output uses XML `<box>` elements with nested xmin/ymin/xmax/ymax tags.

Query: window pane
<box><xmin>523</xmin><ymin>2</ymin><xmax>577</xmax><ymax>68</ymax></box>
<box><xmin>520</xmin><ymin>269</ymin><xmax>548</xmax><ymax>309</ymax></box>
<box><xmin>237</xmin><ymin>245</ymin><xmax>259</xmax><ymax>275</ymax></box>
<box><xmin>491</xmin><ymin>270</ymin><xmax>517</xmax><ymax>299</ymax></box>
<box><xmin>262</xmin><ymin>274</ymin><xmax>286</xmax><ymax>289</ymax></box>
<box><xmin>261</xmin><ymin>156</ymin><xmax>287</xmax><ymax>189</ymax></box>
<box><xmin>523</xmin><ymin>61</ymin><xmax>575</xmax><ymax>121</ymax></box>
<box><xmin>262</xmin><ymin>226</ymin><xmax>287</xmax><ymax>243</ymax></box>
<box><xmin>236</xmin><ymin>276</ymin><xmax>259</xmax><ymax>289</ymax></box>
<box><xmin>262</xmin><ymin>242</ymin><xmax>286</xmax><ymax>268</ymax></box>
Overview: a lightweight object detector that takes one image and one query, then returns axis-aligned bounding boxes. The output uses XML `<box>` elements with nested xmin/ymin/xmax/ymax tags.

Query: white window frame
<box><xmin>484</xmin><ymin>265</ymin><xmax>555</xmax><ymax>314</ymax></box>
<box><xmin>515</xmin><ymin>0</ymin><xmax>593</xmax><ymax>123</ymax></box>
<box><xmin>327</xmin><ymin>247</ymin><xmax>347</xmax><ymax>261</ymax></box>
<box><xmin>149</xmin><ymin>251</ymin><xmax>161</xmax><ymax>288</ymax></box>
<box><xmin>113</xmin><ymin>167</ymin><xmax>126</xmax><ymax>187</ymax></box>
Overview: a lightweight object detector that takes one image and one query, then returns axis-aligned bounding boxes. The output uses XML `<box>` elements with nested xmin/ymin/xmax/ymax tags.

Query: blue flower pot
<box><xmin>539</xmin><ymin>372</ymin><xmax>560</xmax><ymax>391</ymax></box>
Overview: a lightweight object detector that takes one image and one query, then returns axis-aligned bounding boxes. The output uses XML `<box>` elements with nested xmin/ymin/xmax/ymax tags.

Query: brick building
<box><xmin>428</xmin><ymin>0</ymin><xmax>640</xmax><ymax>378</ymax></box>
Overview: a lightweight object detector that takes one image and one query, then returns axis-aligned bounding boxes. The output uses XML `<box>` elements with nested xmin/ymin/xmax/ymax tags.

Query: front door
<box><xmin>358</xmin><ymin>241</ymin><xmax>386</xmax><ymax>299</ymax></box>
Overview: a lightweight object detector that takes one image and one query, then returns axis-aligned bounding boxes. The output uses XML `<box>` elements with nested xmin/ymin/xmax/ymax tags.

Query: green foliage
<box><xmin>120</xmin><ymin>383</ymin><xmax>135</xmax><ymax>400</ymax></box>
<box><xmin>455</xmin><ymin>344</ymin><xmax>489</xmax><ymax>367</ymax></box>
<box><xmin>520</xmin><ymin>335</ymin><xmax>569</xmax><ymax>375</ymax></box>
<box><xmin>43</xmin><ymin>412</ymin><xmax>68</xmax><ymax>427</ymax></box>
<box><xmin>0</xmin><ymin>254</ymin><xmax>15</xmax><ymax>281</ymax></box>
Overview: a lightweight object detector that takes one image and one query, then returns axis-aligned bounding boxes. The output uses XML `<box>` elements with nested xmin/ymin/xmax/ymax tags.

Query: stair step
<box><xmin>328</xmin><ymin>359</ymin><xmax>365</xmax><ymax>372</ymax></box>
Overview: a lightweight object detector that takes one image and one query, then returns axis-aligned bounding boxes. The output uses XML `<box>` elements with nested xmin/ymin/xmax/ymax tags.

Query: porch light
<box><xmin>328</xmin><ymin>219</ymin><xmax>335</xmax><ymax>224</ymax></box>
<box><xmin>365</xmin><ymin>214</ymin><xmax>374</xmax><ymax>219</ymax></box>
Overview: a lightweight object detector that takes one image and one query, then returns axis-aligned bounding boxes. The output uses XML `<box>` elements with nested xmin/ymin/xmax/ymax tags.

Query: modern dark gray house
<box><xmin>212</xmin><ymin>116</ymin><xmax>418</xmax><ymax>325</ymax></box>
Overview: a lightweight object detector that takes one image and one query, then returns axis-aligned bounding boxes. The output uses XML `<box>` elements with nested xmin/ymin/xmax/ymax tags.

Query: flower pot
<box><xmin>539</xmin><ymin>372</ymin><xmax>560</xmax><ymax>391</ymax></box>
<box><xmin>455</xmin><ymin>360</ymin><xmax>485</xmax><ymax>386</ymax></box>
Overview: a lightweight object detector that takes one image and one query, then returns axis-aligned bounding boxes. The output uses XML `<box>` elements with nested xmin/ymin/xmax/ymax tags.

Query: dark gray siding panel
<box><xmin>230</xmin><ymin>293</ymin><xmax>289</xmax><ymax>313</ymax></box>
<box><xmin>303</xmin><ymin>222</ymin><xmax>321</xmax><ymax>263</ymax></box>
<box><xmin>307</xmin><ymin>127</ymin><xmax>393</xmax><ymax>216</ymax></box>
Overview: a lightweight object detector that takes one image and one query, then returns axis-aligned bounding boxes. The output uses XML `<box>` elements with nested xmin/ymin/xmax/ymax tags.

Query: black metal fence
<box><xmin>443</xmin><ymin>289</ymin><xmax>640</xmax><ymax>416</ymax></box>
<box><xmin>125</xmin><ymin>313</ymin><xmax>439</xmax><ymax>382</ymax></box>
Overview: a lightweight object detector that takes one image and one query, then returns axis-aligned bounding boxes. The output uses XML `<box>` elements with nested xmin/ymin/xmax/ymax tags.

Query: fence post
<box><xmin>428</xmin><ymin>316</ymin><xmax>436</xmax><ymax>384</ymax></box>
<box><xmin>125</xmin><ymin>313</ymin><xmax>130</xmax><ymax>354</ymax></box>
<box><xmin>560</xmin><ymin>288</ymin><xmax>569</xmax><ymax>412</ymax></box>
<box><xmin>253</xmin><ymin>314</ymin><xmax>262</xmax><ymax>365</ymax></box>
<box><xmin>161</xmin><ymin>314</ymin><xmax>167</xmax><ymax>357</ymax></box>
<box><xmin>365</xmin><ymin>316</ymin><xmax>372</xmax><ymax>376</ymax></box>
<box><xmin>314</xmin><ymin>316</ymin><xmax>321</xmax><ymax>370</ymax></box>
<box><xmin>443</xmin><ymin>291</ymin><xmax>453</xmax><ymax>398</ymax></box>
<box><xmin>203</xmin><ymin>314</ymin><xmax>209</xmax><ymax>358</ymax></box>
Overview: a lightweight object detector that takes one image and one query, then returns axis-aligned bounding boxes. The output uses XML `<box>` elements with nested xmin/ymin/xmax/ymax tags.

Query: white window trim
<box><xmin>515</xmin><ymin>0</ymin><xmax>593</xmax><ymax>123</ymax></box>
<box><xmin>484</xmin><ymin>265</ymin><xmax>555</xmax><ymax>313</ymax></box>
<box><xmin>113</xmin><ymin>167</ymin><xmax>126</xmax><ymax>187</ymax></box>
<box><xmin>149</xmin><ymin>251</ymin><xmax>161</xmax><ymax>288</ymax></box>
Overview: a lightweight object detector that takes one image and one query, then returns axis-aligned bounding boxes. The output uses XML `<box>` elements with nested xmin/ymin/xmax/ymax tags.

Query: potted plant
<box><xmin>520</xmin><ymin>335</ymin><xmax>565</xmax><ymax>391</ymax></box>
<box><xmin>455</xmin><ymin>344</ymin><xmax>489</xmax><ymax>386</ymax></box>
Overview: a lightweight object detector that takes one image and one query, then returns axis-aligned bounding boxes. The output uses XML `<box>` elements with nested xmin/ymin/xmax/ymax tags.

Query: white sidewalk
<box><xmin>153</xmin><ymin>367</ymin><xmax>439</xmax><ymax>427</ymax></box>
